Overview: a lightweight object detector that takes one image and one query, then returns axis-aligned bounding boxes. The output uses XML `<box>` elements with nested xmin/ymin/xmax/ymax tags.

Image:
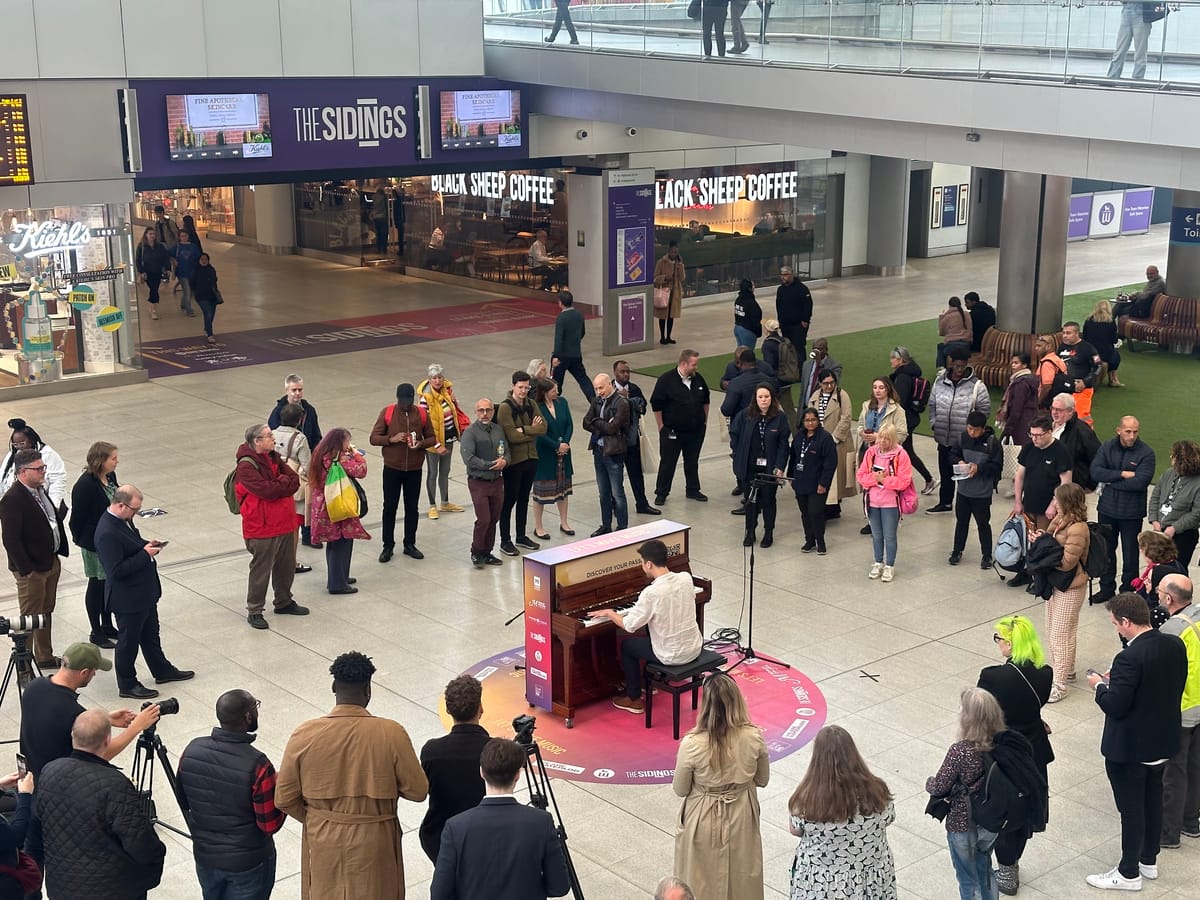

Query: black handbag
<box><xmin>925</xmin><ymin>794</ymin><xmax>952</xmax><ymax>822</ymax></box>
<box><xmin>687</xmin><ymin>0</ymin><xmax>701</xmax><ymax>19</ymax></box>
<box><xmin>351</xmin><ymin>476</ymin><xmax>369</xmax><ymax>518</ymax></box>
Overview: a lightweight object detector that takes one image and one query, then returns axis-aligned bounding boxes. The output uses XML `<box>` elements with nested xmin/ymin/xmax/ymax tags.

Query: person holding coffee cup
<box><xmin>371</xmin><ymin>383</ymin><xmax>436</xmax><ymax>564</ymax></box>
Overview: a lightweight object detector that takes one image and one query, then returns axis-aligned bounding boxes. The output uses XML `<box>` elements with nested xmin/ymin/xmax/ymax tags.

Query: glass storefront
<box><xmin>134</xmin><ymin>187</ymin><xmax>249</xmax><ymax>237</ymax></box>
<box><xmin>294</xmin><ymin>169</ymin><xmax>567</xmax><ymax>287</ymax></box>
<box><xmin>0</xmin><ymin>205</ymin><xmax>140</xmax><ymax>388</ymax></box>
<box><xmin>653</xmin><ymin>160</ymin><xmax>832</xmax><ymax>294</ymax></box>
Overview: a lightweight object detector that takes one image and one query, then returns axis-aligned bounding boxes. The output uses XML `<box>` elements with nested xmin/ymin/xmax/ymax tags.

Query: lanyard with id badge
<box><xmin>755</xmin><ymin>419</ymin><xmax>770</xmax><ymax>469</ymax></box>
<box><xmin>1161</xmin><ymin>480</ymin><xmax>1180</xmax><ymax>520</ymax></box>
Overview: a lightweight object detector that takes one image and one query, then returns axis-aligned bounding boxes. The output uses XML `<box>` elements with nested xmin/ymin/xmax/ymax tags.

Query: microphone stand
<box><xmin>726</xmin><ymin>476</ymin><xmax>791</xmax><ymax>673</ymax></box>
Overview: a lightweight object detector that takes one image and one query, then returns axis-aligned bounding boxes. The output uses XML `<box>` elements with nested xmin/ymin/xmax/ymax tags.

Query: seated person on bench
<box><xmin>1112</xmin><ymin>264</ymin><xmax>1166</xmax><ymax>319</ymax></box>
<box><xmin>529</xmin><ymin>229</ymin><xmax>566</xmax><ymax>291</ymax></box>
<box><xmin>589</xmin><ymin>539</ymin><xmax>703</xmax><ymax>715</ymax></box>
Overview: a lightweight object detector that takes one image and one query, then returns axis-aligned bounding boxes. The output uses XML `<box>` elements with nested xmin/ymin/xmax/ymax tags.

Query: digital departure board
<box><xmin>0</xmin><ymin>96</ymin><xmax>34</xmax><ymax>186</ymax></box>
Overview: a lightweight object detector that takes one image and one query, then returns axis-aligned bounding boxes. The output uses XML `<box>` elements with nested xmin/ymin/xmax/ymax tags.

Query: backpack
<box><xmin>1037</xmin><ymin>358</ymin><xmax>1074</xmax><ymax>409</ymax></box>
<box><xmin>909</xmin><ymin>376</ymin><xmax>931</xmax><ymax>415</ymax></box>
<box><xmin>384</xmin><ymin>404</ymin><xmax>429</xmax><ymax>428</ymax></box>
<box><xmin>1083</xmin><ymin>521</ymin><xmax>1114</xmax><ymax>600</ymax></box>
<box><xmin>771</xmin><ymin>335</ymin><xmax>801</xmax><ymax>384</ymax></box>
<box><xmin>223</xmin><ymin>457</ymin><xmax>260</xmax><ymax>515</ymax></box>
<box><xmin>971</xmin><ymin>750</ymin><xmax>1034</xmax><ymax>834</ymax></box>
<box><xmin>993</xmin><ymin>515</ymin><xmax>1027</xmax><ymax>574</ymax></box>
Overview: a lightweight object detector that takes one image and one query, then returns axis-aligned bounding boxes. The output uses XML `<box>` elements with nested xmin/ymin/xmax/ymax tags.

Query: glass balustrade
<box><xmin>482</xmin><ymin>0</ymin><xmax>1200</xmax><ymax>89</ymax></box>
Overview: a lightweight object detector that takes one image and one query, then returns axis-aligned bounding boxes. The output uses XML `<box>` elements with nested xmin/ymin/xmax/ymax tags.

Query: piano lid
<box><xmin>523</xmin><ymin>519</ymin><xmax>690</xmax><ymax>590</ymax></box>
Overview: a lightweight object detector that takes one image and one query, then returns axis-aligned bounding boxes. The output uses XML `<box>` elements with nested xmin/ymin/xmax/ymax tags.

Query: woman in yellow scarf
<box><xmin>417</xmin><ymin>363</ymin><xmax>470</xmax><ymax>519</ymax></box>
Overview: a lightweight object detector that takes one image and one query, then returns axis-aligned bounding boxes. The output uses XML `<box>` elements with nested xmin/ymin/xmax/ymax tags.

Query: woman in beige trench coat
<box><xmin>653</xmin><ymin>242</ymin><xmax>686</xmax><ymax>345</ymax></box>
<box><xmin>672</xmin><ymin>672</ymin><xmax>770</xmax><ymax>900</ymax></box>
<box><xmin>808</xmin><ymin>373</ymin><xmax>856</xmax><ymax>517</ymax></box>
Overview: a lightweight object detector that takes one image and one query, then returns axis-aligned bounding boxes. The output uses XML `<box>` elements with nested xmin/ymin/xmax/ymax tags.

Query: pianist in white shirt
<box><xmin>589</xmin><ymin>538</ymin><xmax>704</xmax><ymax>715</ymax></box>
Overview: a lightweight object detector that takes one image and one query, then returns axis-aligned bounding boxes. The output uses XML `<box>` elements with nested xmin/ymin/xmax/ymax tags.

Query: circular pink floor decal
<box><xmin>443</xmin><ymin>647</ymin><xmax>827</xmax><ymax>785</ymax></box>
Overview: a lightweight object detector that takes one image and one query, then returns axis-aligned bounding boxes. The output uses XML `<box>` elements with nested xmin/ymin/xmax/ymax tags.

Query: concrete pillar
<box><xmin>1166</xmin><ymin>189</ymin><xmax>1200</xmax><ymax>298</ymax></box>
<box><xmin>865</xmin><ymin>156</ymin><xmax>910</xmax><ymax>276</ymax></box>
<box><xmin>995</xmin><ymin>172</ymin><xmax>1070</xmax><ymax>334</ymax></box>
<box><xmin>255</xmin><ymin>184</ymin><xmax>296</xmax><ymax>256</ymax></box>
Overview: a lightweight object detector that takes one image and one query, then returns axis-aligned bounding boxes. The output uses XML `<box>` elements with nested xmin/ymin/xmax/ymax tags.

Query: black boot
<box><xmin>743</xmin><ymin>530</ymin><xmax>755</xmax><ymax>547</ymax></box>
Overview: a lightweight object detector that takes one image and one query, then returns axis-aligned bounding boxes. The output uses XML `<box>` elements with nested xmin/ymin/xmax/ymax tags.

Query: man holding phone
<box><xmin>19</xmin><ymin>641</ymin><xmax>160</xmax><ymax>778</ymax></box>
<box><xmin>95</xmin><ymin>484</ymin><xmax>194</xmax><ymax>700</ymax></box>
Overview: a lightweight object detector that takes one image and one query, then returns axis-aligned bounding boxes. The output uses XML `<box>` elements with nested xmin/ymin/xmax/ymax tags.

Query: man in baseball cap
<box><xmin>19</xmin><ymin>642</ymin><xmax>160</xmax><ymax>777</ymax></box>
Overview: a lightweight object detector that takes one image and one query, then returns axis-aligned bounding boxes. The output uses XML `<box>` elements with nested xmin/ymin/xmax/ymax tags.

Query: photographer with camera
<box><xmin>19</xmin><ymin>642</ymin><xmax>160</xmax><ymax>779</ymax></box>
<box><xmin>95</xmin><ymin>485</ymin><xmax>194</xmax><ymax>700</ymax></box>
<box><xmin>0</xmin><ymin>449</ymin><xmax>69</xmax><ymax>669</ymax></box>
<box><xmin>28</xmin><ymin>709</ymin><xmax>166</xmax><ymax>900</ymax></box>
<box><xmin>176</xmin><ymin>690</ymin><xmax>285</xmax><ymax>899</ymax></box>
<box><xmin>430</xmin><ymin>737</ymin><xmax>569</xmax><ymax>900</ymax></box>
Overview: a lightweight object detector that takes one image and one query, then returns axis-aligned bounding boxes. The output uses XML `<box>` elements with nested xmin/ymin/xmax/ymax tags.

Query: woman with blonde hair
<box><xmin>977</xmin><ymin>616</ymin><xmax>1054</xmax><ymax>894</ymax></box>
<box><xmin>1034</xmin><ymin>482</ymin><xmax>1090</xmax><ymax>702</ymax></box>
<box><xmin>927</xmin><ymin>687</ymin><xmax>1007</xmax><ymax>900</ymax></box>
<box><xmin>1083</xmin><ymin>299</ymin><xmax>1122</xmax><ymax>387</ymax></box>
<box><xmin>673</xmin><ymin>672</ymin><xmax>769</xmax><ymax>900</ymax></box>
<box><xmin>526</xmin><ymin>358</ymin><xmax>549</xmax><ymax>381</ymax></box>
<box><xmin>936</xmin><ymin>295</ymin><xmax>973</xmax><ymax>369</ymax></box>
<box><xmin>788</xmin><ymin>725</ymin><xmax>896</xmax><ymax>899</ymax></box>
<box><xmin>417</xmin><ymin>363</ymin><xmax>469</xmax><ymax>517</ymax></box>
<box><xmin>855</xmin><ymin>423</ymin><xmax>912</xmax><ymax>582</ymax></box>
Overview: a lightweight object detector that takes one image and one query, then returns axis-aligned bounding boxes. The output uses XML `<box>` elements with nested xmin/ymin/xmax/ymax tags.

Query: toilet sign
<box><xmin>1170</xmin><ymin>207</ymin><xmax>1200</xmax><ymax>245</ymax></box>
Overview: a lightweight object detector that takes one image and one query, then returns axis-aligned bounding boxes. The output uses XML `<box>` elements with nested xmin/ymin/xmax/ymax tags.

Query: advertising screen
<box><xmin>439</xmin><ymin>89</ymin><xmax>522</xmax><ymax>151</ymax></box>
<box><xmin>167</xmin><ymin>92</ymin><xmax>272</xmax><ymax>161</ymax></box>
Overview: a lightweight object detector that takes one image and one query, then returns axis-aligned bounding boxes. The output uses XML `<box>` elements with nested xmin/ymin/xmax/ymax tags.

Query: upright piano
<box><xmin>522</xmin><ymin>520</ymin><xmax>712</xmax><ymax>727</ymax></box>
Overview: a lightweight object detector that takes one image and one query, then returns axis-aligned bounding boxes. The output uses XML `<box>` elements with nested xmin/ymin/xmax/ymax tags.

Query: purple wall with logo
<box><xmin>1067</xmin><ymin>195</ymin><xmax>1093</xmax><ymax>240</ymax></box>
<box><xmin>132</xmin><ymin>76</ymin><xmax>529</xmax><ymax>187</ymax></box>
<box><xmin>1121</xmin><ymin>188</ymin><xmax>1154</xmax><ymax>234</ymax></box>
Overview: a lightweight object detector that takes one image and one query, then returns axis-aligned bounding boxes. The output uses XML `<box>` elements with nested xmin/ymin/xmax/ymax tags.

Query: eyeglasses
<box><xmin>20</xmin><ymin>464</ymin><xmax>46</xmax><ymax>472</ymax></box>
<box><xmin>1028</xmin><ymin>430</ymin><xmax>1046</xmax><ymax>438</ymax></box>
<box><xmin>476</xmin><ymin>407</ymin><xmax>493</xmax><ymax>414</ymax></box>
<box><xmin>993</xmin><ymin>633</ymin><xmax>1009</xmax><ymax>643</ymax></box>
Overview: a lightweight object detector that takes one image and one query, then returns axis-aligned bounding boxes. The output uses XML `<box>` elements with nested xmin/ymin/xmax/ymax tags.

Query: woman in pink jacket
<box><xmin>856</xmin><ymin>423</ymin><xmax>913</xmax><ymax>583</ymax></box>
<box><xmin>309</xmin><ymin>427</ymin><xmax>370</xmax><ymax>594</ymax></box>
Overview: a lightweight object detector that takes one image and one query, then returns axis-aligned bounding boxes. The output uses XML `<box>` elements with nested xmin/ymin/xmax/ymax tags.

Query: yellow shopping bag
<box><xmin>324</xmin><ymin>460</ymin><xmax>359</xmax><ymax>522</ymax></box>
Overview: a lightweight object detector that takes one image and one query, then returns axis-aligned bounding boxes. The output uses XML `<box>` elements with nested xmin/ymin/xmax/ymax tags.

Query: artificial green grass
<box><xmin>634</xmin><ymin>284</ymin><xmax>1191</xmax><ymax>478</ymax></box>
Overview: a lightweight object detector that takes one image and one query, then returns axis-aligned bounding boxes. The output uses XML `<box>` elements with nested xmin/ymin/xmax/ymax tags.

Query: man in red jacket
<box><xmin>235</xmin><ymin>424</ymin><xmax>310</xmax><ymax>630</ymax></box>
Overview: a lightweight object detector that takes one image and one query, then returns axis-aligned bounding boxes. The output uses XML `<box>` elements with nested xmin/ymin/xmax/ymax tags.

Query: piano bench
<box><xmin>643</xmin><ymin>649</ymin><xmax>726</xmax><ymax>740</ymax></box>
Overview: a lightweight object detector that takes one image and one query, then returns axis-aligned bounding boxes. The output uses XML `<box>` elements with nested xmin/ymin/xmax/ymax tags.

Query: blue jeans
<box><xmin>733</xmin><ymin>325</ymin><xmax>758</xmax><ymax>351</ymax></box>
<box><xmin>196</xmin><ymin>849</ymin><xmax>276</xmax><ymax>900</ymax></box>
<box><xmin>1107</xmin><ymin>1</ymin><xmax>1152</xmax><ymax>79</ymax></box>
<box><xmin>868</xmin><ymin>504</ymin><xmax>899</xmax><ymax>565</ymax></box>
<box><xmin>947</xmin><ymin>831</ymin><xmax>997</xmax><ymax>900</ymax></box>
<box><xmin>197</xmin><ymin>299</ymin><xmax>217</xmax><ymax>337</ymax></box>
<box><xmin>593</xmin><ymin>451</ymin><xmax>628</xmax><ymax>530</ymax></box>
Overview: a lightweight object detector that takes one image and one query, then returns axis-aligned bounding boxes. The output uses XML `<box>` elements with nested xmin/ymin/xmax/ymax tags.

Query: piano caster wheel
<box><xmin>564</xmin><ymin>718</ymin><xmax>574</xmax><ymax>729</ymax></box>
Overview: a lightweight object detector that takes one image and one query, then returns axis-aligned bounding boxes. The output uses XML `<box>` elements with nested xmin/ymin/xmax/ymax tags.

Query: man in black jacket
<box><xmin>774</xmin><ymin>265</ymin><xmax>812</xmax><ymax>355</ymax></box>
<box><xmin>583</xmin><ymin>374</ymin><xmax>631</xmax><ymax>536</ymax></box>
<box><xmin>1087</xmin><ymin>593</ymin><xmax>1188</xmax><ymax>891</ymax></box>
<box><xmin>550</xmin><ymin>291</ymin><xmax>594</xmax><ymax>402</ymax></box>
<box><xmin>651</xmin><ymin>349</ymin><xmax>710</xmax><ymax>505</ymax></box>
<box><xmin>1057</xmin><ymin>321</ymin><xmax>1103</xmax><ymax>426</ymax></box>
<box><xmin>613</xmin><ymin>360</ymin><xmax>660</xmax><ymax>516</ymax></box>
<box><xmin>430</xmin><ymin>738</ymin><xmax>569</xmax><ymax>900</ymax></box>
<box><xmin>420</xmin><ymin>675</ymin><xmax>491</xmax><ymax>863</ymax></box>
<box><xmin>177</xmin><ymin>689</ymin><xmax>285</xmax><ymax>898</ymax></box>
<box><xmin>1091</xmin><ymin>417</ymin><xmax>1156</xmax><ymax>603</ymax></box>
<box><xmin>719</xmin><ymin>349</ymin><xmax>774</xmax><ymax>420</ymax></box>
<box><xmin>1049</xmin><ymin>393</ymin><xmax>1101</xmax><ymax>491</ymax></box>
<box><xmin>964</xmin><ymin>292</ymin><xmax>996</xmax><ymax>353</ymax></box>
<box><xmin>96</xmin><ymin>485</ymin><xmax>194</xmax><ymax>700</ymax></box>
<box><xmin>0</xmin><ymin>449</ymin><xmax>68</xmax><ymax>667</ymax></box>
<box><xmin>28</xmin><ymin>709</ymin><xmax>166</xmax><ymax>900</ymax></box>
<box><xmin>267</xmin><ymin>373</ymin><xmax>323</xmax><ymax>547</ymax></box>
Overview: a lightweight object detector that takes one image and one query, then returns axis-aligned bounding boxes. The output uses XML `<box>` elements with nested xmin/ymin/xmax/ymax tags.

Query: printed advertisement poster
<box><xmin>607</xmin><ymin>171</ymin><xmax>655</xmax><ymax>290</ymax></box>
<box><xmin>941</xmin><ymin>185</ymin><xmax>958</xmax><ymax>229</ymax></box>
<box><xmin>619</xmin><ymin>292</ymin><xmax>646</xmax><ymax>346</ymax></box>
<box><xmin>1068</xmin><ymin>194</ymin><xmax>1093</xmax><ymax>240</ymax></box>
<box><xmin>523</xmin><ymin>558</ymin><xmax>555</xmax><ymax>712</ymax></box>
<box><xmin>1089</xmin><ymin>190</ymin><xmax>1124</xmax><ymax>238</ymax></box>
<box><xmin>1120</xmin><ymin>188</ymin><xmax>1154</xmax><ymax>235</ymax></box>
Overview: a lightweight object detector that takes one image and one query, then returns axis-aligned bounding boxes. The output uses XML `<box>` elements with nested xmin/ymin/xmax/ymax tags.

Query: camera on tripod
<box><xmin>512</xmin><ymin>714</ymin><xmax>536</xmax><ymax>746</ymax></box>
<box><xmin>142</xmin><ymin>697</ymin><xmax>180</xmax><ymax>716</ymax></box>
<box><xmin>0</xmin><ymin>613</ymin><xmax>49</xmax><ymax>635</ymax></box>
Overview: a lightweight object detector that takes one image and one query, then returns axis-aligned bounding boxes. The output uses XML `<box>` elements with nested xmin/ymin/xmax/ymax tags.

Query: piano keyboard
<box><xmin>579</xmin><ymin>598</ymin><xmax>636</xmax><ymax>627</ymax></box>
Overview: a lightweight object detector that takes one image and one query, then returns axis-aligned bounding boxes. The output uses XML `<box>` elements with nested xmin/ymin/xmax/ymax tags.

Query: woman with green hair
<box><xmin>977</xmin><ymin>615</ymin><xmax>1054</xmax><ymax>896</ymax></box>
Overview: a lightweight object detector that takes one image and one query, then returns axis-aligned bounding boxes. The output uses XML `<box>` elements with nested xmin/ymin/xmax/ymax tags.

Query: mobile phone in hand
<box><xmin>153</xmin><ymin>540</ymin><xmax>169</xmax><ymax>548</ymax></box>
<box><xmin>16</xmin><ymin>753</ymin><xmax>27</xmax><ymax>778</ymax></box>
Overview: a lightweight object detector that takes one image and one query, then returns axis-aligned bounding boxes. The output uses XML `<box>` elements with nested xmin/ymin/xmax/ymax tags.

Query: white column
<box><xmin>255</xmin><ymin>184</ymin><xmax>296</xmax><ymax>256</ymax></box>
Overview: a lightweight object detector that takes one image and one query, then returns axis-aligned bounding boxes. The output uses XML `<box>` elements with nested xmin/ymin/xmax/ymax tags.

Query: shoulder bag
<box><xmin>686</xmin><ymin>0</ymin><xmax>702</xmax><ymax>20</ymax></box>
<box><xmin>653</xmin><ymin>285</ymin><xmax>671</xmax><ymax>309</ymax></box>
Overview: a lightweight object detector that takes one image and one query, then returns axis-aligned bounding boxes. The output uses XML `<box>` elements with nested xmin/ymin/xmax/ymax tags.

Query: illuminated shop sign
<box><xmin>293</xmin><ymin>99</ymin><xmax>407</xmax><ymax>148</ymax></box>
<box><xmin>656</xmin><ymin>171</ymin><xmax>799</xmax><ymax>210</ymax></box>
<box><xmin>430</xmin><ymin>172</ymin><xmax>555</xmax><ymax>204</ymax></box>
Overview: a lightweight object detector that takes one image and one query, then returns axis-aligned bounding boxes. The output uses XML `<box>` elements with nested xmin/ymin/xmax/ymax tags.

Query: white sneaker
<box><xmin>1048</xmin><ymin>684</ymin><xmax>1067</xmax><ymax>703</ymax></box>
<box><xmin>150</xmin><ymin>308</ymin><xmax>159</xmax><ymax>320</ymax></box>
<box><xmin>1138</xmin><ymin>863</ymin><xmax>1157</xmax><ymax>880</ymax></box>
<box><xmin>881</xmin><ymin>565</ymin><xmax>895</xmax><ymax>583</ymax></box>
<box><xmin>868</xmin><ymin>563</ymin><xmax>884</xmax><ymax>579</ymax></box>
<box><xmin>921</xmin><ymin>479</ymin><xmax>938</xmax><ymax>496</ymax></box>
<box><xmin>1085</xmin><ymin>866</ymin><xmax>1142</xmax><ymax>891</ymax></box>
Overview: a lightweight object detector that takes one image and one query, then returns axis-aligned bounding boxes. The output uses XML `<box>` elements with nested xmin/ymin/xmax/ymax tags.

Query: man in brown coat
<box><xmin>276</xmin><ymin>651</ymin><xmax>429</xmax><ymax>899</ymax></box>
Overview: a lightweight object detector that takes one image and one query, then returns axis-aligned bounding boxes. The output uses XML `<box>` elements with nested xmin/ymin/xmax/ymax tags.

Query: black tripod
<box><xmin>0</xmin><ymin>632</ymin><xmax>42</xmax><ymax>736</ymax></box>
<box><xmin>516</xmin><ymin>725</ymin><xmax>584</xmax><ymax>900</ymax></box>
<box><xmin>726</xmin><ymin>477</ymin><xmax>790</xmax><ymax>674</ymax></box>
<box><xmin>131</xmin><ymin>726</ymin><xmax>191</xmax><ymax>839</ymax></box>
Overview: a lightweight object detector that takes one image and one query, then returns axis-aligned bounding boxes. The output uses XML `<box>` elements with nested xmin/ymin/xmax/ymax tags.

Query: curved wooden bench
<box><xmin>1117</xmin><ymin>294</ymin><xmax>1200</xmax><ymax>353</ymax></box>
<box><xmin>969</xmin><ymin>328</ymin><xmax>1063</xmax><ymax>389</ymax></box>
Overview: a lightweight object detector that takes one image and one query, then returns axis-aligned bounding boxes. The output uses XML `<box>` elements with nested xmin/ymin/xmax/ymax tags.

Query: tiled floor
<box><xmin>2</xmin><ymin>225</ymin><xmax>1197</xmax><ymax>898</ymax></box>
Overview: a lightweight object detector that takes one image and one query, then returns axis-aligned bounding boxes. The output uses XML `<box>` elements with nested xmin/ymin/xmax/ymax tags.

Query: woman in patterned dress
<box><xmin>788</xmin><ymin>724</ymin><xmax>896</xmax><ymax>899</ymax></box>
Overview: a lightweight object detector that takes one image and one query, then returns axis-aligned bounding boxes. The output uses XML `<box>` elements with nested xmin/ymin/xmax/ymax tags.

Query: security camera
<box><xmin>576</xmin><ymin>129</ymin><xmax>589</xmax><ymax>140</ymax></box>
<box><xmin>625</xmin><ymin>127</ymin><xmax>638</xmax><ymax>137</ymax></box>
